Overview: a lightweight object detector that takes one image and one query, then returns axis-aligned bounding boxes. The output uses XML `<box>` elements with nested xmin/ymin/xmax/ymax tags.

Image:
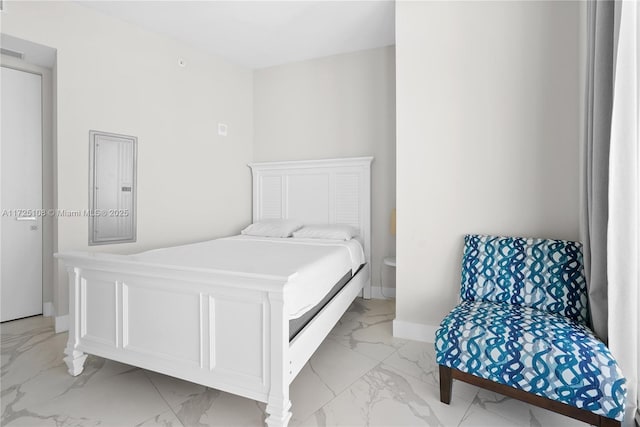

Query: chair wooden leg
<box><xmin>439</xmin><ymin>365</ymin><xmax>452</xmax><ymax>404</ymax></box>
<box><xmin>445</xmin><ymin>366</ymin><xmax>622</xmax><ymax>427</ymax></box>
<box><xmin>598</xmin><ymin>415</ymin><xmax>621</xmax><ymax>427</ymax></box>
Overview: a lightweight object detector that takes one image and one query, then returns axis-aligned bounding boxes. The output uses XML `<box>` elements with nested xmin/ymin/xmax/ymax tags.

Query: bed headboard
<box><xmin>248</xmin><ymin>157</ymin><xmax>374</xmax><ymax>266</ymax></box>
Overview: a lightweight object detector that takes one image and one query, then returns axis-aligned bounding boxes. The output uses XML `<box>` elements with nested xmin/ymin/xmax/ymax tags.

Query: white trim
<box><xmin>55</xmin><ymin>314</ymin><xmax>68</xmax><ymax>333</ymax></box>
<box><xmin>392</xmin><ymin>319</ymin><xmax>438</xmax><ymax>343</ymax></box>
<box><xmin>248</xmin><ymin>156</ymin><xmax>374</xmax><ymax>170</ymax></box>
<box><xmin>371</xmin><ymin>286</ymin><xmax>395</xmax><ymax>300</ymax></box>
<box><xmin>42</xmin><ymin>301</ymin><xmax>54</xmax><ymax>317</ymax></box>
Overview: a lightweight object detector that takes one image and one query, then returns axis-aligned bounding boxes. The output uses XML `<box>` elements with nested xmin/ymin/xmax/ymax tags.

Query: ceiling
<box><xmin>81</xmin><ymin>1</ymin><xmax>395</xmax><ymax>69</ymax></box>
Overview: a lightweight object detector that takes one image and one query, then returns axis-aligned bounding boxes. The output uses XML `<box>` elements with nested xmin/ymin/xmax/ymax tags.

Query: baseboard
<box><xmin>42</xmin><ymin>302</ymin><xmax>55</xmax><ymax>317</ymax></box>
<box><xmin>392</xmin><ymin>318</ymin><xmax>438</xmax><ymax>343</ymax></box>
<box><xmin>54</xmin><ymin>315</ymin><xmax>69</xmax><ymax>333</ymax></box>
<box><xmin>371</xmin><ymin>286</ymin><xmax>396</xmax><ymax>299</ymax></box>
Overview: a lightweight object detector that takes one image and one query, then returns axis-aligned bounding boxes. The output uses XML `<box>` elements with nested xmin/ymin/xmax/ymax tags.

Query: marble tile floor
<box><xmin>1</xmin><ymin>298</ymin><xmax>587</xmax><ymax>427</ymax></box>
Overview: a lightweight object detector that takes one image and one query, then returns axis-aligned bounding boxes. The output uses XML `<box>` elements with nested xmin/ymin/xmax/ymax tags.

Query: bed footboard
<box><xmin>60</xmin><ymin>254</ymin><xmax>293</xmax><ymax>406</ymax></box>
<box><xmin>58</xmin><ymin>252</ymin><xmax>367</xmax><ymax>427</ymax></box>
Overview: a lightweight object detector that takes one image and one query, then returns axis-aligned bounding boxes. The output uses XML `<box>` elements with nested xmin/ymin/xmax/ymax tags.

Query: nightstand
<box><xmin>380</xmin><ymin>256</ymin><xmax>396</xmax><ymax>298</ymax></box>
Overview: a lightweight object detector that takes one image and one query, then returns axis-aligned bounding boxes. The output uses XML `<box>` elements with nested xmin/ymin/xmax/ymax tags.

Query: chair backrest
<box><xmin>460</xmin><ymin>234</ymin><xmax>589</xmax><ymax>325</ymax></box>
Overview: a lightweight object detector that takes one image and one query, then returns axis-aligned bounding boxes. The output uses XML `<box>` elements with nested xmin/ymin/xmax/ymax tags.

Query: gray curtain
<box><xmin>581</xmin><ymin>0</ymin><xmax>615</xmax><ymax>342</ymax></box>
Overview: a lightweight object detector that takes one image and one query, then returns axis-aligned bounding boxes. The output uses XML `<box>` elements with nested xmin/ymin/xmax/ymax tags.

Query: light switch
<box><xmin>218</xmin><ymin>123</ymin><xmax>228</xmax><ymax>136</ymax></box>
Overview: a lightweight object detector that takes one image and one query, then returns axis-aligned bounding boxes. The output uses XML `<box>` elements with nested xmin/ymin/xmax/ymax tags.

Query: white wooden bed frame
<box><xmin>56</xmin><ymin>157</ymin><xmax>373</xmax><ymax>427</ymax></box>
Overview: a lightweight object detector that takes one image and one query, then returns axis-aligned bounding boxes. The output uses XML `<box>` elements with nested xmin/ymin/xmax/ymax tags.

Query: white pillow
<box><xmin>241</xmin><ymin>219</ymin><xmax>303</xmax><ymax>238</ymax></box>
<box><xmin>292</xmin><ymin>224</ymin><xmax>358</xmax><ymax>241</ymax></box>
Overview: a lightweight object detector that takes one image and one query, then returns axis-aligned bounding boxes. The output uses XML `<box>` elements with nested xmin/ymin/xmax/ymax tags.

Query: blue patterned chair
<box><xmin>436</xmin><ymin>235</ymin><xmax>626</xmax><ymax>427</ymax></box>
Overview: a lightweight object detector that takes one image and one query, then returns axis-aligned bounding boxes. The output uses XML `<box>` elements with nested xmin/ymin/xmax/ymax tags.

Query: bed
<box><xmin>55</xmin><ymin>156</ymin><xmax>373</xmax><ymax>427</ymax></box>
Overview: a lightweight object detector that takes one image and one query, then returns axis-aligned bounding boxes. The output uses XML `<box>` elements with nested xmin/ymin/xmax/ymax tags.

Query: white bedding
<box><xmin>132</xmin><ymin>235</ymin><xmax>365</xmax><ymax>319</ymax></box>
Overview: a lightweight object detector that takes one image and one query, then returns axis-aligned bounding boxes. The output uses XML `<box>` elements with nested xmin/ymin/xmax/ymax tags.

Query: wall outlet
<box><xmin>218</xmin><ymin>123</ymin><xmax>228</xmax><ymax>137</ymax></box>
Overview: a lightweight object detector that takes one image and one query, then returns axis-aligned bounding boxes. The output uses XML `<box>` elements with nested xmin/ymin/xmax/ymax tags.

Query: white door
<box><xmin>1</xmin><ymin>66</ymin><xmax>43</xmax><ymax>322</ymax></box>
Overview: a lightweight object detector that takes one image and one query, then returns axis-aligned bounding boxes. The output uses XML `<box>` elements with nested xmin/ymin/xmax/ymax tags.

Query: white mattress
<box><xmin>132</xmin><ymin>235</ymin><xmax>365</xmax><ymax>319</ymax></box>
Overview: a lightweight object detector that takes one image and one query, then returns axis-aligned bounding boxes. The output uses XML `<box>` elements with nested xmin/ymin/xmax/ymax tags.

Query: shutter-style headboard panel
<box><xmin>248</xmin><ymin>157</ymin><xmax>373</xmax><ymax>293</ymax></box>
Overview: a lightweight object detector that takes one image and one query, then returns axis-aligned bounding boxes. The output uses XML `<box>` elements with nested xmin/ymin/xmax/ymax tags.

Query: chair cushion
<box><xmin>461</xmin><ymin>235</ymin><xmax>589</xmax><ymax>325</ymax></box>
<box><xmin>435</xmin><ymin>301</ymin><xmax>627</xmax><ymax>421</ymax></box>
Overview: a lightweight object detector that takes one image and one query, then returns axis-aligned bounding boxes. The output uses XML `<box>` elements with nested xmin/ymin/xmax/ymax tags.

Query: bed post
<box><xmin>265</xmin><ymin>291</ymin><xmax>292</xmax><ymax>427</ymax></box>
<box><xmin>361</xmin><ymin>158</ymin><xmax>372</xmax><ymax>300</ymax></box>
<box><xmin>63</xmin><ymin>267</ymin><xmax>87</xmax><ymax>376</ymax></box>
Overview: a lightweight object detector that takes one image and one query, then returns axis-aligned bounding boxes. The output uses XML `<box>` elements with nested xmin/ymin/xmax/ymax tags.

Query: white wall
<box><xmin>1</xmin><ymin>1</ymin><xmax>254</xmax><ymax>318</ymax></box>
<box><xmin>253</xmin><ymin>46</ymin><xmax>397</xmax><ymax>296</ymax></box>
<box><xmin>395</xmin><ymin>1</ymin><xmax>582</xmax><ymax>341</ymax></box>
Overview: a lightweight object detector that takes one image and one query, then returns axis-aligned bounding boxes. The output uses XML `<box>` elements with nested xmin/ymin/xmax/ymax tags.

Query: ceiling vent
<box><xmin>0</xmin><ymin>48</ymin><xmax>24</xmax><ymax>60</ymax></box>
